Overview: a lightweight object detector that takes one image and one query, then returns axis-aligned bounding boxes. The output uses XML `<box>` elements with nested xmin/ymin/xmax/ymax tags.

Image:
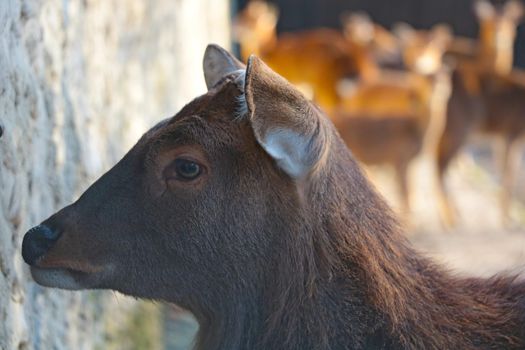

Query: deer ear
<box><xmin>244</xmin><ymin>55</ymin><xmax>329</xmax><ymax>179</ymax></box>
<box><xmin>392</xmin><ymin>22</ymin><xmax>416</xmax><ymax>45</ymax></box>
<box><xmin>341</xmin><ymin>12</ymin><xmax>374</xmax><ymax>43</ymax></box>
<box><xmin>474</xmin><ymin>0</ymin><xmax>495</xmax><ymax>20</ymax></box>
<box><xmin>203</xmin><ymin>44</ymin><xmax>245</xmax><ymax>90</ymax></box>
<box><xmin>430</xmin><ymin>24</ymin><xmax>452</xmax><ymax>48</ymax></box>
<box><xmin>252</xmin><ymin>1</ymin><xmax>279</xmax><ymax>28</ymax></box>
<box><xmin>503</xmin><ymin>0</ymin><xmax>524</xmax><ymax>22</ymax></box>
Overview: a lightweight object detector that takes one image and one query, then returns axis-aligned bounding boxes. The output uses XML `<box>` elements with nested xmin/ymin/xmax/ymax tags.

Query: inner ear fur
<box><xmin>203</xmin><ymin>44</ymin><xmax>245</xmax><ymax>90</ymax></box>
<box><xmin>244</xmin><ymin>55</ymin><xmax>330</xmax><ymax>179</ymax></box>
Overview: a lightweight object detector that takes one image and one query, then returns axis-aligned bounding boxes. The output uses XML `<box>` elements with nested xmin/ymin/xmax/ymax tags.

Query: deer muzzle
<box><xmin>22</xmin><ymin>220</ymin><xmax>106</xmax><ymax>290</ymax></box>
<box><xmin>22</xmin><ymin>225</ymin><xmax>61</xmax><ymax>265</ymax></box>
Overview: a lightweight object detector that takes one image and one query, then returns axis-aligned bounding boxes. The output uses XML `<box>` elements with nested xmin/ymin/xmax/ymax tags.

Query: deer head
<box><xmin>393</xmin><ymin>23</ymin><xmax>452</xmax><ymax>75</ymax></box>
<box><xmin>341</xmin><ymin>12</ymin><xmax>398</xmax><ymax>55</ymax></box>
<box><xmin>474</xmin><ymin>0</ymin><xmax>524</xmax><ymax>74</ymax></box>
<box><xmin>233</xmin><ymin>1</ymin><xmax>279</xmax><ymax>60</ymax></box>
<box><xmin>22</xmin><ymin>44</ymin><xmax>378</xmax><ymax>348</ymax></box>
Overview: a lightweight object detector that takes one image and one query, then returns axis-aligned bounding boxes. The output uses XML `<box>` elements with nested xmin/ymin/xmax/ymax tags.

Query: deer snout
<box><xmin>22</xmin><ymin>225</ymin><xmax>61</xmax><ymax>265</ymax></box>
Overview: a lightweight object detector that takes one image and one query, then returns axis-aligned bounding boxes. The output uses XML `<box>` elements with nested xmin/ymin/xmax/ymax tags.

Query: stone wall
<box><xmin>0</xmin><ymin>1</ymin><xmax>230</xmax><ymax>348</ymax></box>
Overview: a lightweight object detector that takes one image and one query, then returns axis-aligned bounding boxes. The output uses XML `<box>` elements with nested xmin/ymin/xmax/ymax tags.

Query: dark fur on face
<box><xmin>22</xmin><ymin>45</ymin><xmax>525</xmax><ymax>350</ymax></box>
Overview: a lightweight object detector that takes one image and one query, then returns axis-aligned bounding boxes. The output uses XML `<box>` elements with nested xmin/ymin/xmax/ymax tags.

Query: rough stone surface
<box><xmin>0</xmin><ymin>1</ymin><xmax>230</xmax><ymax>349</ymax></box>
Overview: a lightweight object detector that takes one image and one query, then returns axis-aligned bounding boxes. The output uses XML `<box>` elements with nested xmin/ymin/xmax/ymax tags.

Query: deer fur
<box><xmin>22</xmin><ymin>45</ymin><xmax>525</xmax><ymax>350</ymax></box>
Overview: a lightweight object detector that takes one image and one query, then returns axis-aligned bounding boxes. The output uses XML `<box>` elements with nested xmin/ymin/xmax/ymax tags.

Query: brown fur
<box><xmin>22</xmin><ymin>46</ymin><xmax>525</xmax><ymax>350</ymax></box>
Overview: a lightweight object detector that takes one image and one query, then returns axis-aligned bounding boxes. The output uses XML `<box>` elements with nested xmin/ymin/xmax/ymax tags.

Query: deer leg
<box><xmin>435</xmin><ymin>136</ymin><xmax>463</xmax><ymax>229</ymax></box>
<box><xmin>499</xmin><ymin>138</ymin><xmax>522</xmax><ymax>226</ymax></box>
<box><xmin>394</xmin><ymin>161</ymin><xmax>411</xmax><ymax>224</ymax></box>
<box><xmin>435</xmin><ymin>166</ymin><xmax>456</xmax><ymax>229</ymax></box>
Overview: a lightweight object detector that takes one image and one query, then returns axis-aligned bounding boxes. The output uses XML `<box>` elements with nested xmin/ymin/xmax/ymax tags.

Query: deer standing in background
<box><xmin>434</xmin><ymin>0</ymin><xmax>525</xmax><ymax>226</ymax></box>
<box><xmin>233</xmin><ymin>1</ymin><xmax>397</xmax><ymax>112</ymax></box>
<box><xmin>22</xmin><ymin>45</ymin><xmax>525</xmax><ymax>350</ymax></box>
<box><xmin>333</xmin><ymin>24</ymin><xmax>452</xmax><ymax>219</ymax></box>
<box><xmin>236</xmin><ymin>3</ymin><xmax>451</xmax><ymax>219</ymax></box>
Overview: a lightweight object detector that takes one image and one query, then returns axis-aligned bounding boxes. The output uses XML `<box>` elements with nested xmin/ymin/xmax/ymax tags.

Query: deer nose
<box><xmin>22</xmin><ymin>225</ymin><xmax>61</xmax><ymax>265</ymax></box>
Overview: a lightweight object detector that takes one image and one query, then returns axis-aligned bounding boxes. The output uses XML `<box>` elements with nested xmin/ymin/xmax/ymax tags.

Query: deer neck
<box><xmin>477</xmin><ymin>22</ymin><xmax>514</xmax><ymax>75</ymax></box>
<box><xmin>192</xmin><ymin>294</ymin><xmax>265</xmax><ymax>350</ymax></box>
<box><xmin>349</xmin><ymin>41</ymin><xmax>380</xmax><ymax>82</ymax></box>
<box><xmin>188</xmin><ymin>167</ymin><xmax>393</xmax><ymax>349</ymax></box>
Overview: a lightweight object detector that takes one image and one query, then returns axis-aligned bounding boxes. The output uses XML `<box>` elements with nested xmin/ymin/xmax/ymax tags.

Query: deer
<box><xmin>233</xmin><ymin>1</ymin><xmax>397</xmax><ymax>112</ymax></box>
<box><xmin>339</xmin><ymin>12</ymin><xmax>400</xmax><ymax>81</ymax></box>
<box><xmin>332</xmin><ymin>24</ymin><xmax>452</xmax><ymax>219</ymax></box>
<box><xmin>22</xmin><ymin>44</ymin><xmax>525</xmax><ymax>350</ymax></box>
<box><xmin>433</xmin><ymin>0</ymin><xmax>525</xmax><ymax>226</ymax></box>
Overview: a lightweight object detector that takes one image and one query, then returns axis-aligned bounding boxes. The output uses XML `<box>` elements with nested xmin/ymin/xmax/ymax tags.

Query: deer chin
<box><xmin>30</xmin><ymin>261</ymin><xmax>109</xmax><ymax>290</ymax></box>
<box><xmin>30</xmin><ymin>266</ymin><xmax>94</xmax><ymax>290</ymax></box>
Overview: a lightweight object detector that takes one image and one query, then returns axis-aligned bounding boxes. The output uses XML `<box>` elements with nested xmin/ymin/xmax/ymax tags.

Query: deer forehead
<box><xmin>142</xmin><ymin>78</ymin><xmax>250</xmax><ymax>153</ymax></box>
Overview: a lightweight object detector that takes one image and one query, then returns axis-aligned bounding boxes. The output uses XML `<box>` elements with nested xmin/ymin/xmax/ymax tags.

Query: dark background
<box><xmin>235</xmin><ymin>0</ymin><xmax>525</xmax><ymax>68</ymax></box>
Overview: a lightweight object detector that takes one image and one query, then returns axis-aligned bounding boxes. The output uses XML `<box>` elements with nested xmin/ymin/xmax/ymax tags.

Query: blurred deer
<box><xmin>333</xmin><ymin>24</ymin><xmax>452</xmax><ymax>220</ymax></box>
<box><xmin>435</xmin><ymin>0</ymin><xmax>525</xmax><ymax>226</ymax></box>
<box><xmin>233</xmin><ymin>2</ymin><xmax>397</xmax><ymax>112</ymax></box>
<box><xmin>233</xmin><ymin>1</ymin><xmax>352</xmax><ymax>111</ymax></box>
<box><xmin>339</xmin><ymin>12</ymin><xmax>400</xmax><ymax>81</ymax></box>
<box><xmin>475</xmin><ymin>0</ymin><xmax>524</xmax><ymax>74</ymax></box>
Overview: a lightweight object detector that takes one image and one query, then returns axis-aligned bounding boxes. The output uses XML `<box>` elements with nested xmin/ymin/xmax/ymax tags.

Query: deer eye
<box><xmin>171</xmin><ymin>159</ymin><xmax>202</xmax><ymax>181</ymax></box>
